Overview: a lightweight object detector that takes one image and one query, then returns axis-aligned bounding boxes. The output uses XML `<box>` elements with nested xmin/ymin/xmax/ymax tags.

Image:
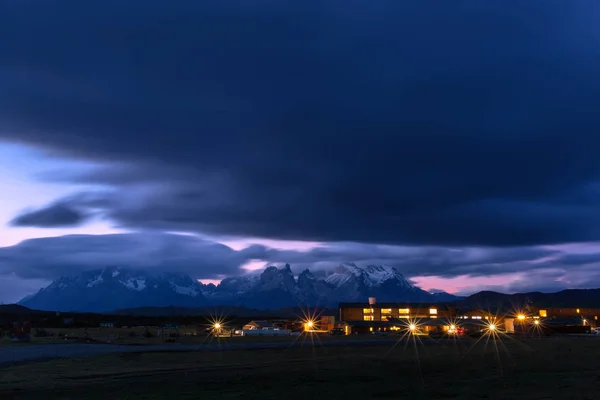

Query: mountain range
<box><xmin>19</xmin><ymin>263</ymin><xmax>458</xmax><ymax>312</ymax></box>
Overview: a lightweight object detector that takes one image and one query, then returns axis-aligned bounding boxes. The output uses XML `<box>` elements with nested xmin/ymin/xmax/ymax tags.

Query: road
<box><xmin>0</xmin><ymin>338</ymin><xmax>401</xmax><ymax>367</ymax></box>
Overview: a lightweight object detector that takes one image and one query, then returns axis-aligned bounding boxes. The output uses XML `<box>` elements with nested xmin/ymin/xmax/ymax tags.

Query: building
<box><xmin>242</xmin><ymin>320</ymin><xmax>278</xmax><ymax>331</ymax></box>
<box><xmin>536</xmin><ymin>308</ymin><xmax>600</xmax><ymax>327</ymax></box>
<box><xmin>339</xmin><ymin>299</ymin><xmax>518</xmax><ymax>334</ymax></box>
<box><xmin>339</xmin><ymin>299</ymin><xmax>457</xmax><ymax>322</ymax></box>
<box><xmin>99</xmin><ymin>321</ymin><xmax>114</xmax><ymax>328</ymax></box>
<box><xmin>339</xmin><ymin>298</ymin><xmax>460</xmax><ymax>334</ymax></box>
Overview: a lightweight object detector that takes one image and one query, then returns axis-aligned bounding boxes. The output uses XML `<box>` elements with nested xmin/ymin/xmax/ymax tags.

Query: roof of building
<box><xmin>338</xmin><ymin>302</ymin><xmax>455</xmax><ymax>310</ymax></box>
<box><xmin>244</xmin><ymin>320</ymin><xmax>276</xmax><ymax>328</ymax></box>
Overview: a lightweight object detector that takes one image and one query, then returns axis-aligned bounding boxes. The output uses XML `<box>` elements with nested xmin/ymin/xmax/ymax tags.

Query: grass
<box><xmin>0</xmin><ymin>327</ymin><xmax>395</xmax><ymax>346</ymax></box>
<box><xmin>1</xmin><ymin>335</ymin><xmax>599</xmax><ymax>399</ymax></box>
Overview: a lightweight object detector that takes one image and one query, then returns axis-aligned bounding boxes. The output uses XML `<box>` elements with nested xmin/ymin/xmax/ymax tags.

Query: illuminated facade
<box><xmin>339</xmin><ymin>302</ymin><xmax>457</xmax><ymax>322</ymax></box>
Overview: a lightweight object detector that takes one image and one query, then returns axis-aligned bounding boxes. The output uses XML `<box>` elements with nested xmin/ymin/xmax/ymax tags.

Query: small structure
<box><xmin>99</xmin><ymin>321</ymin><xmax>115</xmax><ymax>328</ymax></box>
<box><xmin>319</xmin><ymin>315</ymin><xmax>336</xmax><ymax>332</ymax></box>
<box><xmin>242</xmin><ymin>320</ymin><xmax>277</xmax><ymax>331</ymax></box>
<box><xmin>161</xmin><ymin>324</ymin><xmax>180</xmax><ymax>341</ymax></box>
<box><xmin>543</xmin><ymin>317</ymin><xmax>591</xmax><ymax>334</ymax></box>
<box><xmin>238</xmin><ymin>320</ymin><xmax>293</xmax><ymax>336</ymax></box>
<box><xmin>239</xmin><ymin>328</ymin><xmax>292</xmax><ymax>336</ymax></box>
<box><xmin>10</xmin><ymin>321</ymin><xmax>31</xmax><ymax>342</ymax></box>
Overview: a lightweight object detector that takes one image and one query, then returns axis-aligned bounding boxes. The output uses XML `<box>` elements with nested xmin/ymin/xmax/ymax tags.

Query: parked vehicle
<box><xmin>329</xmin><ymin>328</ymin><xmax>345</xmax><ymax>336</ymax></box>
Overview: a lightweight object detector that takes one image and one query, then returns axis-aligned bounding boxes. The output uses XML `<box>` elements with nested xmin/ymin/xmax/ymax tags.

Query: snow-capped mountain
<box><xmin>20</xmin><ymin>264</ymin><xmax>458</xmax><ymax>312</ymax></box>
<box><xmin>20</xmin><ymin>267</ymin><xmax>206</xmax><ymax>312</ymax></box>
<box><xmin>200</xmin><ymin>263</ymin><xmax>456</xmax><ymax>309</ymax></box>
<box><xmin>322</xmin><ymin>263</ymin><xmax>437</xmax><ymax>304</ymax></box>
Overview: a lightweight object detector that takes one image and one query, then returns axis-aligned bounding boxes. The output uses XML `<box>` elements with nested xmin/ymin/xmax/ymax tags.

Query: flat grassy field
<box><xmin>1</xmin><ymin>336</ymin><xmax>599</xmax><ymax>399</ymax></box>
<box><xmin>0</xmin><ymin>327</ymin><xmax>393</xmax><ymax>346</ymax></box>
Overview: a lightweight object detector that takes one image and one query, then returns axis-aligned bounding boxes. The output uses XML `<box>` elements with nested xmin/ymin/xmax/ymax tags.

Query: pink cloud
<box><xmin>240</xmin><ymin>259</ymin><xmax>268</xmax><ymax>272</ymax></box>
<box><xmin>198</xmin><ymin>279</ymin><xmax>222</xmax><ymax>286</ymax></box>
<box><xmin>411</xmin><ymin>273</ymin><xmax>526</xmax><ymax>294</ymax></box>
<box><xmin>219</xmin><ymin>238</ymin><xmax>321</xmax><ymax>252</ymax></box>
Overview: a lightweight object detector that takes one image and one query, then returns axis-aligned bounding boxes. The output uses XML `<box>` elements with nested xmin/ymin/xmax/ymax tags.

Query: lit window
<box><xmin>595</xmin><ymin>316</ymin><xmax>598</xmax><ymax>321</ymax></box>
<box><xmin>429</xmin><ymin>308</ymin><xmax>438</xmax><ymax>315</ymax></box>
<box><xmin>364</xmin><ymin>315</ymin><xmax>374</xmax><ymax>321</ymax></box>
<box><xmin>363</xmin><ymin>308</ymin><xmax>374</xmax><ymax>314</ymax></box>
<box><xmin>398</xmin><ymin>316</ymin><xmax>409</xmax><ymax>319</ymax></box>
<box><xmin>577</xmin><ymin>309</ymin><xmax>580</xmax><ymax>313</ymax></box>
<box><xmin>369</xmin><ymin>327</ymin><xmax>373</xmax><ymax>332</ymax></box>
<box><xmin>381</xmin><ymin>309</ymin><xmax>392</xmax><ymax>321</ymax></box>
<box><xmin>399</xmin><ymin>308</ymin><xmax>410</xmax><ymax>314</ymax></box>
<box><xmin>539</xmin><ymin>310</ymin><xmax>547</xmax><ymax>317</ymax></box>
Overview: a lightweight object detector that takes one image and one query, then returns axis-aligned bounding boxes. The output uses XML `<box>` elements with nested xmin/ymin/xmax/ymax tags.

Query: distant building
<box><xmin>339</xmin><ymin>299</ymin><xmax>518</xmax><ymax>334</ymax></box>
<box><xmin>339</xmin><ymin>299</ymin><xmax>459</xmax><ymax>334</ymax></box>
<box><xmin>339</xmin><ymin>300</ymin><xmax>457</xmax><ymax>322</ymax></box>
<box><xmin>536</xmin><ymin>308</ymin><xmax>600</xmax><ymax>327</ymax></box>
<box><xmin>99</xmin><ymin>322</ymin><xmax>115</xmax><ymax>328</ymax></box>
<box><xmin>242</xmin><ymin>320</ymin><xmax>278</xmax><ymax>330</ymax></box>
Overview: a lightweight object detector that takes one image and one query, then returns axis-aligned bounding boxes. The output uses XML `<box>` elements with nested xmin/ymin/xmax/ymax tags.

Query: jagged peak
<box><xmin>324</xmin><ymin>263</ymin><xmax>413</xmax><ymax>289</ymax></box>
<box><xmin>298</xmin><ymin>268</ymin><xmax>315</xmax><ymax>278</ymax></box>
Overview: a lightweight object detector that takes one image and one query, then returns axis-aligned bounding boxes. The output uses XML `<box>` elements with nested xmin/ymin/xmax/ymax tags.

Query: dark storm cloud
<box><xmin>0</xmin><ymin>233</ymin><xmax>561</xmax><ymax>282</ymax></box>
<box><xmin>3</xmin><ymin>2</ymin><xmax>600</xmax><ymax>246</ymax></box>
<box><xmin>0</xmin><ymin>233</ymin><xmax>264</xmax><ymax>280</ymax></box>
<box><xmin>10</xmin><ymin>201</ymin><xmax>90</xmax><ymax>227</ymax></box>
<box><xmin>256</xmin><ymin>243</ymin><xmax>560</xmax><ymax>277</ymax></box>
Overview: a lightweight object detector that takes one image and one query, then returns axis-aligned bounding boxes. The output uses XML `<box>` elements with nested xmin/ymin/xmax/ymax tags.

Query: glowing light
<box><xmin>299</xmin><ymin>307</ymin><xmax>323</xmax><ymax>334</ymax></box>
<box><xmin>409</xmin><ymin>324</ymin><xmax>416</xmax><ymax>331</ymax></box>
<box><xmin>534</xmin><ymin>320</ymin><xmax>540</xmax><ymax>325</ymax></box>
<box><xmin>214</xmin><ymin>323</ymin><xmax>221</xmax><ymax>329</ymax></box>
<box><xmin>488</xmin><ymin>324</ymin><xmax>496</xmax><ymax>331</ymax></box>
<box><xmin>517</xmin><ymin>314</ymin><xmax>525</xmax><ymax>321</ymax></box>
<box><xmin>450</xmin><ymin>324</ymin><xmax>456</xmax><ymax>330</ymax></box>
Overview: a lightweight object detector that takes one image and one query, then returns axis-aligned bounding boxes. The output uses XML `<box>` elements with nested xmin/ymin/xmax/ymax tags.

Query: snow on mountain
<box><xmin>324</xmin><ymin>263</ymin><xmax>413</xmax><ymax>290</ymax></box>
<box><xmin>19</xmin><ymin>264</ymin><xmax>458</xmax><ymax>312</ymax></box>
<box><xmin>20</xmin><ymin>267</ymin><xmax>207</xmax><ymax>312</ymax></box>
<box><xmin>201</xmin><ymin>263</ymin><xmax>455</xmax><ymax>308</ymax></box>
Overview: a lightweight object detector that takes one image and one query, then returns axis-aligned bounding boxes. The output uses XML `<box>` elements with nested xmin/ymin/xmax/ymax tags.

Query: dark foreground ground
<box><xmin>1</xmin><ymin>335</ymin><xmax>599</xmax><ymax>399</ymax></box>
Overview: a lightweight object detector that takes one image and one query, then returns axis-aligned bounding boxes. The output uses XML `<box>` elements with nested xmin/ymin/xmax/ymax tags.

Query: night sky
<box><xmin>2</xmin><ymin>1</ymin><xmax>600</xmax><ymax>302</ymax></box>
